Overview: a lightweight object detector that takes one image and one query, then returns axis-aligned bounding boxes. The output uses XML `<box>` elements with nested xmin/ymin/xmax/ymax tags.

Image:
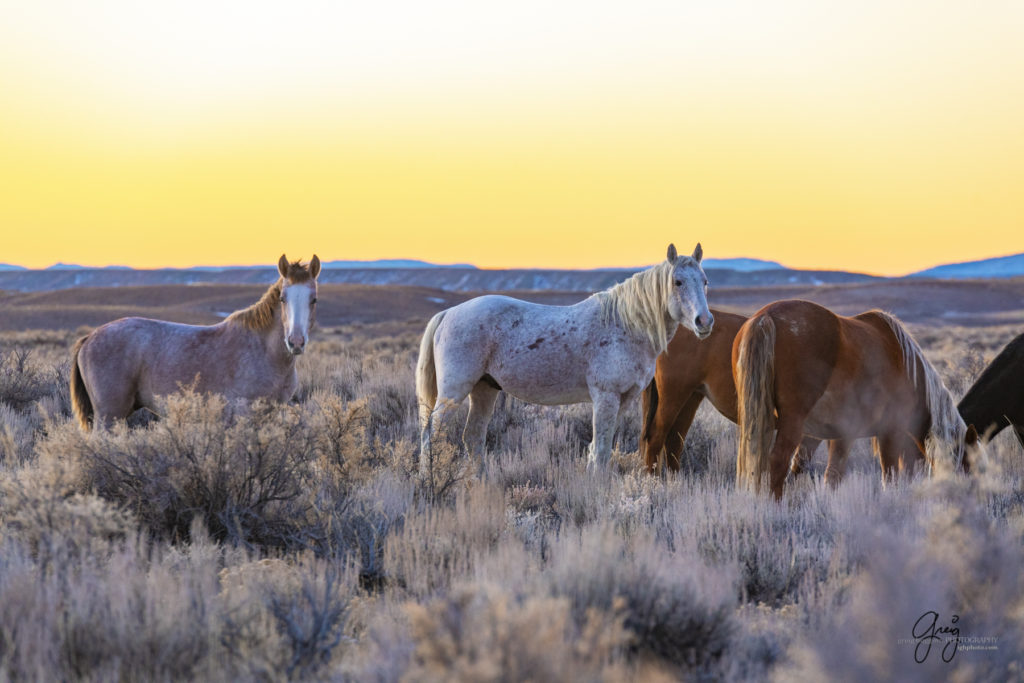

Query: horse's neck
<box><xmin>229</xmin><ymin>312</ymin><xmax>295</xmax><ymax>370</ymax></box>
<box><xmin>590</xmin><ymin>294</ymin><xmax>671</xmax><ymax>353</ymax></box>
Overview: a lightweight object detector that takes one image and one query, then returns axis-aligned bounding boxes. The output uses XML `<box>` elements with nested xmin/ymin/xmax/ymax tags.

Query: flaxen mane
<box><xmin>596</xmin><ymin>260</ymin><xmax>677</xmax><ymax>352</ymax></box>
<box><xmin>226</xmin><ymin>260</ymin><xmax>314</xmax><ymax>332</ymax></box>
<box><xmin>873</xmin><ymin>310</ymin><xmax>967</xmax><ymax>470</ymax></box>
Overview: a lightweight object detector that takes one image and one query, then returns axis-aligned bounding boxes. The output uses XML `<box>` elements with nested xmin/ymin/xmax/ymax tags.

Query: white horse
<box><xmin>416</xmin><ymin>243</ymin><xmax>713</xmax><ymax>474</ymax></box>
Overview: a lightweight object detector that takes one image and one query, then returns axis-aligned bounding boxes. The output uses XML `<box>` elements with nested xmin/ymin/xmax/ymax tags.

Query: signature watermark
<box><xmin>896</xmin><ymin>611</ymin><xmax>999</xmax><ymax>663</ymax></box>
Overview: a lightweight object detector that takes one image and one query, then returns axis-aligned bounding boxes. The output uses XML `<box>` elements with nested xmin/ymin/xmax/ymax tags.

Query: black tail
<box><xmin>639</xmin><ymin>378</ymin><xmax>660</xmax><ymax>466</ymax></box>
<box><xmin>641</xmin><ymin>379</ymin><xmax>659</xmax><ymax>443</ymax></box>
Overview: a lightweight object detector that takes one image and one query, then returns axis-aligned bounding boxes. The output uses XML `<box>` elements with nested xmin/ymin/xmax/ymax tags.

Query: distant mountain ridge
<box><xmin>912</xmin><ymin>252</ymin><xmax>1024</xmax><ymax>279</ymax></box>
<box><xmin>0</xmin><ymin>264</ymin><xmax>876</xmax><ymax>293</ymax></box>
<box><xmin>39</xmin><ymin>258</ymin><xmax>478</xmax><ymax>271</ymax></box>
<box><xmin>1</xmin><ymin>253</ymin><xmax>1022</xmax><ymax>293</ymax></box>
<box><xmin>702</xmin><ymin>257</ymin><xmax>783</xmax><ymax>272</ymax></box>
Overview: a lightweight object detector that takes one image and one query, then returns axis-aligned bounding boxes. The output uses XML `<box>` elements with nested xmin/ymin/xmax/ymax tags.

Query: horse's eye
<box><xmin>674</xmin><ymin>279</ymin><xmax>682</xmax><ymax>287</ymax></box>
<box><xmin>311</xmin><ymin>298</ymin><xmax>317</xmax><ymax>305</ymax></box>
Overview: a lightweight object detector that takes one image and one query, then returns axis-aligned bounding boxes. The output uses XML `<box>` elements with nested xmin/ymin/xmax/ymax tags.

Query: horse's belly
<box><xmin>486</xmin><ymin>342</ymin><xmax>592</xmax><ymax>406</ymax></box>
<box><xmin>804</xmin><ymin>382</ymin><xmax>891</xmax><ymax>439</ymax></box>
<box><xmin>502</xmin><ymin>383</ymin><xmax>592</xmax><ymax>406</ymax></box>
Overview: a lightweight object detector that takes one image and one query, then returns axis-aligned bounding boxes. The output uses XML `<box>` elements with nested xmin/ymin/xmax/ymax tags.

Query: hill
<box><xmin>912</xmin><ymin>252</ymin><xmax>1024</xmax><ymax>279</ymax></box>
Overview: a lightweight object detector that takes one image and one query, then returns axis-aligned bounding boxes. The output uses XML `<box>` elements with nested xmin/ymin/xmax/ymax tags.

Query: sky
<box><xmin>1</xmin><ymin>1</ymin><xmax>1023</xmax><ymax>274</ymax></box>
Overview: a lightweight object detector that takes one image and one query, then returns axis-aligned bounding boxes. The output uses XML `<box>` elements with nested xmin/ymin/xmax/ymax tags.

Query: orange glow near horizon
<box><xmin>2</xmin><ymin>2</ymin><xmax>1023</xmax><ymax>275</ymax></box>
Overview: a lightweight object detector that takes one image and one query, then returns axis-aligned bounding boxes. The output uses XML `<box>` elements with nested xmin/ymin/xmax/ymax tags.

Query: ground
<box><xmin>0</xmin><ymin>280</ymin><xmax>1022</xmax><ymax>680</ymax></box>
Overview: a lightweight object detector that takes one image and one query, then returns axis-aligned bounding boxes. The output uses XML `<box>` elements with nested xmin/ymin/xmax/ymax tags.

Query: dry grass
<box><xmin>0</xmin><ymin>321</ymin><xmax>1022</xmax><ymax>681</ymax></box>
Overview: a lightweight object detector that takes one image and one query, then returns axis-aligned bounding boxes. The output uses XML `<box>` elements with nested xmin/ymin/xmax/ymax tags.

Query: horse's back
<box><xmin>432</xmin><ymin>294</ymin><xmax>605</xmax><ymax>405</ymax></box>
<box><xmin>746</xmin><ymin>300</ymin><xmax>920</xmax><ymax>438</ymax></box>
<box><xmin>80</xmin><ymin>317</ymin><xmax>242</xmax><ymax>402</ymax></box>
<box><xmin>741</xmin><ymin>300</ymin><xmax>842</xmax><ymax>427</ymax></box>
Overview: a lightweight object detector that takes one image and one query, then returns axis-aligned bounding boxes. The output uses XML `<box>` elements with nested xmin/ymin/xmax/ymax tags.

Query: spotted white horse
<box><xmin>416</xmin><ymin>243</ymin><xmax>713</xmax><ymax>474</ymax></box>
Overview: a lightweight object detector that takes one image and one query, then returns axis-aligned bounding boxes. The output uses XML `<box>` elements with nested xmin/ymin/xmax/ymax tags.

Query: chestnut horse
<box><xmin>958</xmin><ymin>331</ymin><xmax>1024</xmax><ymax>445</ymax></box>
<box><xmin>71</xmin><ymin>254</ymin><xmax>321</xmax><ymax>429</ymax></box>
<box><xmin>639</xmin><ymin>309</ymin><xmax>821</xmax><ymax>474</ymax></box>
<box><xmin>733</xmin><ymin>300</ymin><xmax>970</xmax><ymax>498</ymax></box>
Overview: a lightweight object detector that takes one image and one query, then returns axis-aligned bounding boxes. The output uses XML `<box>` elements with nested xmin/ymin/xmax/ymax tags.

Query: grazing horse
<box><xmin>639</xmin><ymin>309</ymin><xmax>821</xmax><ymax>474</ymax></box>
<box><xmin>732</xmin><ymin>299</ymin><xmax>970</xmax><ymax>498</ymax></box>
<box><xmin>958</xmin><ymin>331</ymin><xmax>1024</xmax><ymax>446</ymax></box>
<box><xmin>417</xmin><ymin>243</ymin><xmax>713</xmax><ymax>475</ymax></box>
<box><xmin>71</xmin><ymin>254</ymin><xmax>321</xmax><ymax>429</ymax></box>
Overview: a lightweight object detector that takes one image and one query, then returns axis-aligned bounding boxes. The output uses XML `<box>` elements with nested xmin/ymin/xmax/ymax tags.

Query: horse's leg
<box><xmin>662</xmin><ymin>393</ymin><xmax>703</xmax><ymax>472</ymax></box>
<box><xmin>874</xmin><ymin>433</ymin><xmax>915</xmax><ymax>484</ymax></box>
<box><xmin>89</xmin><ymin>383</ymin><xmax>137</xmax><ymax>430</ymax></box>
<box><xmin>464</xmin><ymin>381</ymin><xmax>500</xmax><ymax>464</ymax></box>
<box><xmin>767</xmin><ymin>416</ymin><xmax>806</xmax><ymax>499</ymax></box>
<box><xmin>823</xmin><ymin>438</ymin><xmax>853</xmax><ymax>488</ymax></box>
<box><xmin>790</xmin><ymin>436</ymin><xmax>821</xmax><ymax>476</ymax></box>
<box><xmin>421</xmin><ymin>377</ymin><xmax>476</xmax><ymax>478</ymax></box>
<box><xmin>874</xmin><ymin>435</ymin><xmax>899</xmax><ymax>483</ymax></box>
<box><xmin>643</xmin><ymin>387</ymin><xmax>683</xmax><ymax>473</ymax></box>
<box><xmin>588</xmin><ymin>391</ymin><xmax>621</xmax><ymax>469</ymax></box>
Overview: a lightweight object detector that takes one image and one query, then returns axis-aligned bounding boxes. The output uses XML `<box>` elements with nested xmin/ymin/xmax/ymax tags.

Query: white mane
<box><xmin>875</xmin><ymin>311</ymin><xmax>966</xmax><ymax>470</ymax></box>
<box><xmin>596</xmin><ymin>260</ymin><xmax>677</xmax><ymax>352</ymax></box>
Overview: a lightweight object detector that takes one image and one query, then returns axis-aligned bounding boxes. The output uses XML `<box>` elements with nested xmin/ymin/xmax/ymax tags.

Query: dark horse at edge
<box><xmin>958</xmin><ymin>331</ymin><xmax>1024</xmax><ymax>445</ymax></box>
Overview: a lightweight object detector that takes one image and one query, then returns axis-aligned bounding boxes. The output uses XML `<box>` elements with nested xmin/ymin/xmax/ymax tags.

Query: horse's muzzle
<box><xmin>696</xmin><ymin>324</ymin><xmax>713</xmax><ymax>340</ymax></box>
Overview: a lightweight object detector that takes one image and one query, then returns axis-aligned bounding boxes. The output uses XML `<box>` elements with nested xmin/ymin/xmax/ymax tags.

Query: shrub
<box><xmin>404</xmin><ymin>582</ymin><xmax>632</xmax><ymax>682</ymax></box>
<box><xmin>544</xmin><ymin>527</ymin><xmax>737</xmax><ymax>672</ymax></box>
<box><xmin>44</xmin><ymin>393</ymin><xmax>323</xmax><ymax>548</ymax></box>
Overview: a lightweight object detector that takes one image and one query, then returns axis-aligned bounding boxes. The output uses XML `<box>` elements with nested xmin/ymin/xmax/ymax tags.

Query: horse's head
<box><xmin>277</xmin><ymin>253</ymin><xmax>321</xmax><ymax>355</ymax></box>
<box><xmin>961</xmin><ymin>423</ymin><xmax>989</xmax><ymax>474</ymax></box>
<box><xmin>665</xmin><ymin>243</ymin><xmax>713</xmax><ymax>340</ymax></box>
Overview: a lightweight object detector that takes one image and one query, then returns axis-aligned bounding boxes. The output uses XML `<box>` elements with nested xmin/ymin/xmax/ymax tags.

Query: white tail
<box><xmin>416</xmin><ymin>311</ymin><xmax>447</xmax><ymax>433</ymax></box>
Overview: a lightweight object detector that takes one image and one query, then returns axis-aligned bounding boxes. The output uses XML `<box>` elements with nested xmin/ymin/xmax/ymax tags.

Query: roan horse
<box><xmin>958</xmin><ymin>331</ymin><xmax>1024</xmax><ymax>446</ymax></box>
<box><xmin>416</xmin><ymin>243</ymin><xmax>713</xmax><ymax>475</ymax></box>
<box><xmin>71</xmin><ymin>254</ymin><xmax>320</xmax><ymax>429</ymax></box>
<box><xmin>733</xmin><ymin>299</ymin><xmax>972</xmax><ymax>498</ymax></box>
<box><xmin>639</xmin><ymin>309</ymin><xmax>821</xmax><ymax>474</ymax></box>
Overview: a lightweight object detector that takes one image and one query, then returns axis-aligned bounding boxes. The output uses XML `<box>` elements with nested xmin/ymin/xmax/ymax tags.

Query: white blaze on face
<box><xmin>282</xmin><ymin>282</ymin><xmax>315</xmax><ymax>354</ymax></box>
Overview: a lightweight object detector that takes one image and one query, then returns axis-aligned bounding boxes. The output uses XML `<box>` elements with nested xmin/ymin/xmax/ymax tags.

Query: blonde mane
<box><xmin>226</xmin><ymin>280</ymin><xmax>283</xmax><ymax>331</ymax></box>
<box><xmin>595</xmin><ymin>260</ymin><xmax>676</xmax><ymax>352</ymax></box>
<box><xmin>226</xmin><ymin>259</ymin><xmax>316</xmax><ymax>332</ymax></box>
<box><xmin>874</xmin><ymin>310</ymin><xmax>966</xmax><ymax>470</ymax></box>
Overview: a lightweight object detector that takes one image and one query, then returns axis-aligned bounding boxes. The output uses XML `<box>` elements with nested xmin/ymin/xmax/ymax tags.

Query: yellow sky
<box><xmin>2</xmin><ymin>1</ymin><xmax>1023</xmax><ymax>274</ymax></box>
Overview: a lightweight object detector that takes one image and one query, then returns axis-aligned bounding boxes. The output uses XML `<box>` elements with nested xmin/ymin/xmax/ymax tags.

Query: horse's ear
<box><xmin>692</xmin><ymin>243</ymin><xmax>703</xmax><ymax>264</ymax></box>
<box><xmin>965</xmin><ymin>423</ymin><xmax>979</xmax><ymax>446</ymax></box>
<box><xmin>278</xmin><ymin>254</ymin><xmax>290</xmax><ymax>278</ymax></box>
<box><xmin>310</xmin><ymin>254</ymin><xmax>321</xmax><ymax>279</ymax></box>
<box><xmin>666</xmin><ymin>243</ymin><xmax>677</xmax><ymax>263</ymax></box>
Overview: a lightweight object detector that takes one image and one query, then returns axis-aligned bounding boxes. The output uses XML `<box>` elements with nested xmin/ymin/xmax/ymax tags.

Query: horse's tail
<box><xmin>735</xmin><ymin>315</ymin><xmax>777</xmax><ymax>492</ymax></box>
<box><xmin>416</xmin><ymin>310</ymin><xmax>447</xmax><ymax>432</ymax></box>
<box><xmin>639</xmin><ymin>378</ymin><xmax>659</xmax><ymax>465</ymax></box>
<box><xmin>70</xmin><ymin>336</ymin><xmax>94</xmax><ymax>430</ymax></box>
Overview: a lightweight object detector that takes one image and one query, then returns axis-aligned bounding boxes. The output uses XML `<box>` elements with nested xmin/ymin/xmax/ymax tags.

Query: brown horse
<box><xmin>732</xmin><ymin>300</ymin><xmax>974</xmax><ymax>498</ymax></box>
<box><xmin>639</xmin><ymin>309</ymin><xmax>821</xmax><ymax>473</ymax></box>
<box><xmin>71</xmin><ymin>254</ymin><xmax>321</xmax><ymax>430</ymax></box>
